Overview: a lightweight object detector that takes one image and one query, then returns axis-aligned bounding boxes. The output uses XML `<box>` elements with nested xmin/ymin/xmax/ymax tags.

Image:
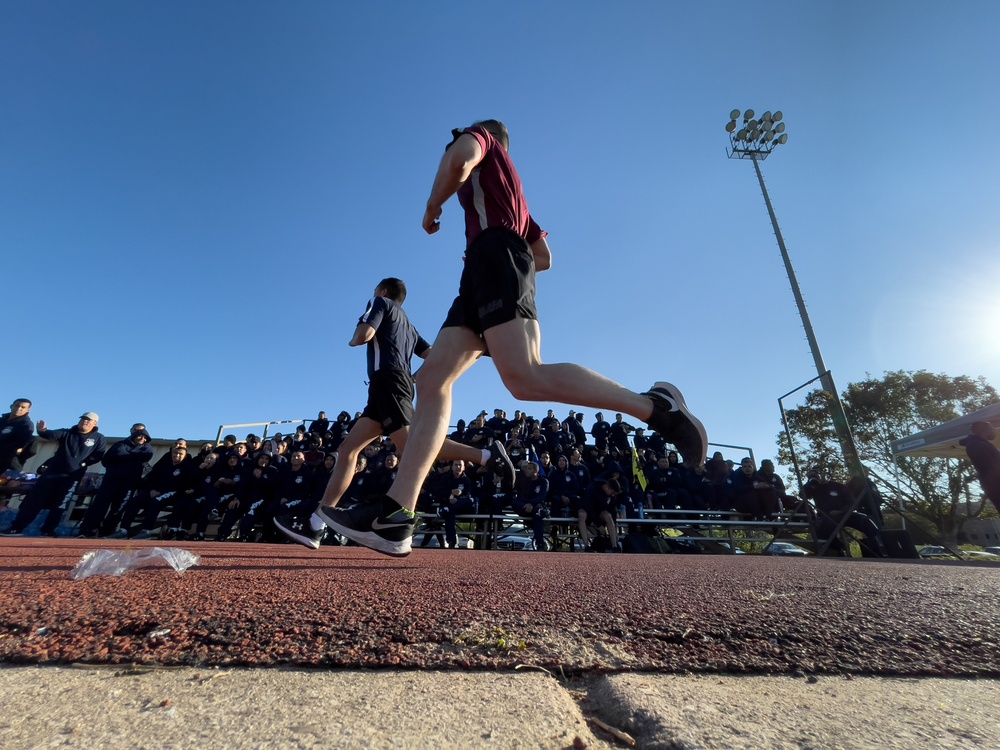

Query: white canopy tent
<box><xmin>891</xmin><ymin>402</ymin><xmax>1000</xmax><ymax>459</ymax></box>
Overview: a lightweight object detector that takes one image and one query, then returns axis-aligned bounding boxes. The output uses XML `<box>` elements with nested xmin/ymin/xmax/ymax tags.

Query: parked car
<box><xmin>764</xmin><ymin>542</ymin><xmax>810</xmax><ymax>556</ymax></box>
<box><xmin>960</xmin><ymin>550</ymin><xmax>1000</xmax><ymax>561</ymax></box>
<box><xmin>917</xmin><ymin>545</ymin><xmax>949</xmax><ymax>558</ymax></box>
<box><xmin>983</xmin><ymin>546</ymin><xmax>1000</xmax><ymax>556</ymax></box>
<box><xmin>494</xmin><ymin>533</ymin><xmax>544</xmax><ymax>551</ymax></box>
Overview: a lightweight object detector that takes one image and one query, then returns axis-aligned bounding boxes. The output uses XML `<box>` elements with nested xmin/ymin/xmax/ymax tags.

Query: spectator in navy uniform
<box><xmin>465</xmin><ymin>413</ymin><xmax>495</xmax><ymax>451</ymax></box>
<box><xmin>512</xmin><ymin>460</ymin><xmax>550</xmax><ymax>550</ymax></box>
<box><xmin>436</xmin><ymin>459</ymin><xmax>476</xmax><ymax>549</ymax></box>
<box><xmin>449</xmin><ymin>419</ymin><xmax>468</xmax><ymax>444</ymax></box>
<box><xmin>563</xmin><ymin>411</ymin><xmax>587</xmax><ymax>449</ymax></box>
<box><xmin>647</xmin><ymin>431</ymin><xmax>668</xmax><ymax>458</ymax></box>
<box><xmin>486</xmin><ymin>409</ymin><xmax>510</xmax><ymax>442</ymax></box>
<box><xmin>78</xmin><ymin>426</ymin><xmax>155</xmax><ymax>537</ymax></box>
<box><xmin>757</xmin><ymin>459</ymin><xmax>798</xmax><ymax>512</ymax></box>
<box><xmin>632</xmin><ymin>427</ymin><xmax>650</xmax><ymax>453</ymax></box>
<box><xmin>214</xmin><ymin>434</ymin><xmax>238</xmax><ymax>457</ymax></box>
<box><xmin>310</xmin><ymin>453</ymin><xmax>337</xmax><ymax>501</ymax></box>
<box><xmin>111</xmin><ymin>444</ymin><xmax>194</xmax><ymax>539</ymax></box>
<box><xmin>167</xmin><ymin>450</ymin><xmax>222</xmax><ymax>541</ymax></box>
<box><xmin>645</xmin><ymin>455</ymin><xmax>691</xmax><ymax>510</ymax></box>
<box><xmin>4</xmin><ymin>412</ymin><xmax>107</xmax><ymax>537</ymax></box>
<box><xmin>590</xmin><ymin>413</ymin><xmax>612</xmax><ymax>451</ymax></box>
<box><xmin>577</xmin><ymin>477</ymin><xmax>621</xmax><ymax>552</ymax></box>
<box><xmin>801</xmin><ymin>467</ymin><xmax>886</xmax><ymax>557</ymax></box>
<box><xmin>231</xmin><ymin>452</ymin><xmax>280</xmax><ymax>542</ymax></box>
<box><xmin>726</xmin><ymin>457</ymin><xmax>780</xmax><ymax>519</ymax></box>
<box><xmin>547</xmin><ymin>453</ymin><xmax>581</xmax><ymax>518</ymax></box>
<box><xmin>327</xmin><ymin>411</ymin><xmax>351</xmax><ymax>451</ymax></box>
<box><xmin>309</xmin><ymin>411</ymin><xmax>330</xmax><ymax>437</ymax></box>
<box><xmin>0</xmin><ymin>398</ymin><xmax>34</xmax><ymax>471</ymax></box>
<box><xmin>609</xmin><ymin>413</ymin><xmax>635</xmax><ymax>454</ymax></box>
<box><xmin>961</xmin><ymin>421</ymin><xmax>1000</xmax><ymax>513</ymax></box>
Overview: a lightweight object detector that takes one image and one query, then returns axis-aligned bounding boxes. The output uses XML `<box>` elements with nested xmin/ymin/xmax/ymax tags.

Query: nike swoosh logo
<box><xmin>372</xmin><ymin>519</ymin><xmax>411</xmax><ymax>530</ymax></box>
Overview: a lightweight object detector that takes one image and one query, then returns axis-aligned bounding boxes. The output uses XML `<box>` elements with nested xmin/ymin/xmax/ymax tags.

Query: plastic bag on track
<box><xmin>70</xmin><ymin>547</ymin><xmax>201</xmax><ymax>580</ymax></box>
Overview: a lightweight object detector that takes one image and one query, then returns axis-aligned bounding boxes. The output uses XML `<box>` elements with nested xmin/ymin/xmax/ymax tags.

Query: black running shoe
<box><xmin>487</xmin><ymin>441</ymin><xmax>516</xmax><ymax>489</ymax></box>
<box><xmin>274</xmin><ymin>514</ymin><xmax>325</xmax><ymax>550</ymax></box>
<box><xmin>1</xmin><ymin>528</ymin><xmax>24</xmax><ymax>536</ymax></box>
<box><xmin>317</xmin><ymin>497</ymin><xmax>415</xmax><ymax>557</ymax></box>
<box><xmin>643</xmin><ymin>381</ymin><xmax>708</xmax><ymax>468</ymax></box>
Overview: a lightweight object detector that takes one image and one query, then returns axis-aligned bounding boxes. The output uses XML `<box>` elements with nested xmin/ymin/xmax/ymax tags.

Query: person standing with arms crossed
<box><xmin>325</xmin><ymin>120</ymin><xmax>707</xmax><ymax>556</ymax></box>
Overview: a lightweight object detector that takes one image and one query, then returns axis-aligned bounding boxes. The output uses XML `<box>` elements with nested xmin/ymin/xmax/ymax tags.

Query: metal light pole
<box><xmin>725</xmin><ymin>109</ymin><xmax>867</xmax><ymax>485</ymax></box>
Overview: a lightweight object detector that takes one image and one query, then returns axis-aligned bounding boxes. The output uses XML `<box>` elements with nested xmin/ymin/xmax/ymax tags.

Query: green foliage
<box><xmin>777</xmin><ymin>370</ymin><xmax>997</xmax><ymax>540</ymax></box>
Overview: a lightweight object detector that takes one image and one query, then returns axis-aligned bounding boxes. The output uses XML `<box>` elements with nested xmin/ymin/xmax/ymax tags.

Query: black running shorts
<box><xmin>441</xmin><ymin>226</ymin><xmax>537</xmax><ymax>335</ymax></box>
<box><xmin>361</xmin><ymin>369</ymin><xmax>414</xmax><ymax>435</ymax></box>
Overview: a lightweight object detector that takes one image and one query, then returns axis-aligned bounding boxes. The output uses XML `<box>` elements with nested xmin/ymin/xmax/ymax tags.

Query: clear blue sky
<box><xmin>3</xmin><ymin>1</ymin><xmax>999</xmax><ymax>474</ymax></box>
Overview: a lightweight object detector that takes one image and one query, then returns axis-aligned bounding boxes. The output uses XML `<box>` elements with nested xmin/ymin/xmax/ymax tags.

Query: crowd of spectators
<box><xmin>0</xmin><ymin>399</ymin><xmax>883</xmax><ymax>554</ymax></box>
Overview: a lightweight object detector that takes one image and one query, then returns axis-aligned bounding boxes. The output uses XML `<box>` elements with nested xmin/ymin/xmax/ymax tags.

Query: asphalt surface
<box><xmin>1</xmin><ymin>538</ymin><xmax>999</xmax><ymax>748</ymax></box>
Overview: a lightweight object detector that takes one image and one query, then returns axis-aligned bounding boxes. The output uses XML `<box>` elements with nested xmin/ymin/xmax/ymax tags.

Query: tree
<box><xmin>777</xmin><ymin>370</ymin><xmax>998</xmax><ymax>546</ymax></box>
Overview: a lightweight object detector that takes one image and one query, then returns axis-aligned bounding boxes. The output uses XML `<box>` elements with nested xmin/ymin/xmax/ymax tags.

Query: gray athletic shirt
<box><xmin>360</xmin><ymin>296</ymin><xmax>430</xmax><ymax>378</ymax></box>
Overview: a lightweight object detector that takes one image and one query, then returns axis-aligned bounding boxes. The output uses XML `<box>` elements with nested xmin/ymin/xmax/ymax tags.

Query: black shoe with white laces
<box><xmin>274</xmin><ymin>514</ymin><xmax>325</xmax><ymax>550</ymax></box>
<box><xmin>487</xmin><ymin>441</ymin><xmax>516</xmax><ymax>490</ymax></box>
<box><xmin>317</xmin><ymin>497</ymin><xmax>415</xmax><ymax>557</ymax></box>
<box><xmin>643</xmin><ymin>381</ymin><xmax>708</xmax><ymax>468</ymax></box>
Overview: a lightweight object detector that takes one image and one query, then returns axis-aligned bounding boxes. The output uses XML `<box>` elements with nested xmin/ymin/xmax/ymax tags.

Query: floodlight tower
<box><xmin>725</xmin><ymin>109</ymin><xmax>867</xmax><ymax>484</ymax></box>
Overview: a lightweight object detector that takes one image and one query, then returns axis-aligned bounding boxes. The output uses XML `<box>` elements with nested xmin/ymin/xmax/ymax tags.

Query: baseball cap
<box><xmin>80</xmin><ymin>412</ymin><xmax>100</xmax><ymax>422</ymax></box>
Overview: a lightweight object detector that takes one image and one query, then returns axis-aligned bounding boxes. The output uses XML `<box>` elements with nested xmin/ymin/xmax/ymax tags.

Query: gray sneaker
<box><xmin>643</xmin><ymin>381</ymin><xmax>708</xmax><ymax>468</ymax></box>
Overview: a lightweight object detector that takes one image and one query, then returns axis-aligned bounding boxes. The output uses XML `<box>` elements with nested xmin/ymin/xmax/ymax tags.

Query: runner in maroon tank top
<box><xmin>323</xmin><ymin>120</ymin><xmax>707</xmax><ymax>557</ymax></box>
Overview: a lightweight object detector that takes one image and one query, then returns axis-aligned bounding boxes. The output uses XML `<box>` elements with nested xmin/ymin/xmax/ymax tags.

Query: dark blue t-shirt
<box><xmin>359</xmin><ymin>296</ymin><xmax>430</xmax><ymax>378</ymax></box>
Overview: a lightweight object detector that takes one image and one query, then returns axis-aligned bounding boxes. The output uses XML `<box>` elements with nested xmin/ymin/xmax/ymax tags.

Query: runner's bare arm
<box><xmin>423</xmin><ymin>134</ymin><xmax>484</xmax><ymax>234</ymax></box>
<box><xmin>530</xmin><ymin>235</ymin><xmax>552</xmax><ymax>272</ymax></box>
<box><xmin>349</xmin><ymin>323</ymin><xmax>376</xmax><ymax>347</ymax></box>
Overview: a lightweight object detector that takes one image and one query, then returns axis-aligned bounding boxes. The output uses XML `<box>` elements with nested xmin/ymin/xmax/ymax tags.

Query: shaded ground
<box><xmin>1</xmin><ymin>539</ymin><xmax>998</xmax><ymax>676</ymax></box>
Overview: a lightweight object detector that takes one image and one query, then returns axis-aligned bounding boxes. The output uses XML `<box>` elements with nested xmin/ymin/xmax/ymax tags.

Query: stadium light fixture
<box><xmin>725</xmin><ymin>109</ymin><xmax>868</xmax><ymax>488</ymax></box>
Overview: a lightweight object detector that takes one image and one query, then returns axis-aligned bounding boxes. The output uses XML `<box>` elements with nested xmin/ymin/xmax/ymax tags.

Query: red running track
<box><xmin>1</xmin><ymin>539</ymin><xmax>998</xmax><ymax>676</ymax></box>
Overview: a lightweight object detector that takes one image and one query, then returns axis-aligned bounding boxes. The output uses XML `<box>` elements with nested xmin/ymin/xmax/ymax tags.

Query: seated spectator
<box><xmin>109</xmin><ymin>444</ymin><xmax>193</xmax><ymax>539</ymax></box>
<box><xmin>164</xmin><ymin>450</ymin><xmax>221</xmax><ymax>540</ymax></box>
<box><xmin>449</xmin><ymin>419</ymin><xmax>468</xmax><ymax>444</ymax></box>
<box><xmin>633</xmin><ymin>427</ymin><xmax>650</xmax><ymax>453</ymax></box>
<box><xmin>563</xmin><ymin>411</ymin><xmax>587</xmax><ymax>449</ymax></box>
<box><xmin>3</xmin><ymin>412</ymin><xmax>107</xmax><ymax>537</ymax></box>
<box><xmin>511</xmin><ymin>460</ymin><xmax>550</xmax><ymax>550</ymax></box>
<box><xmin>647</xmin><ymin>430</ymin><xmax>667</xmax><ymax>458</ymax></box>
<box><xmin>310</xmin><ymin>453</ymin><xmax>338</xmax><ymax>502</ymax></box>
<box><xmin>725</xmin><ymin>457</ymin><xmax>781</xmax><ymax>519</ymax></box>
<box><xmin>706</xmin><ymin>451</ymin><xmax>730</xmax><ymax>489</ymax></box>
<box><xmin>645</xmin><ymin>455</ymin><xmax>695</xmax><ymax>510</ymax></box>
<box><xmin>214</xmin><ymin>434</ymin><xmax>238</xmax><ymax>457</ymax></box>
<box><xmin>231</xmin><ymin>452</ymin><xmax>280</xmax><ymax>542</ymax></box>
<box><xmin>327</xmin><ymin>411</ymin><xmax>352</xmax><ymax>451</ymax></box>
<box><xmin>757</xmin><ymin>459</ymin><xmax>798</xmax><ymax>511</ymax></box>
<box><xmin>577</xmin><ymin>477</ymin><xmax>621</xmax><ymax>552</ymax></box>
<box><xmin>436</xmin><ymin>460</ymin><xmax>476</xmax><ymax>549</ymax></box>
<box><xmin>547</xmin><ymin>453</ymin><xmax>581</xmax><ymax>518</ymax></box>
<box><xmin>267</xmin><ymin>450</ymin><xmax>316</xmax><ymax>530</ymax></box>
<box><xmin>465</xmin><ymin>414</ymin><xmax>495</xmax><ymax>451</ymax></box>
<box><xmin>801</xmin><ymin>467</ymin><xmax>887</xmax><ymax>557</ymax></box>
<box><xmin>486</xmin><ymin>409</ymin><xmax>510</xmax><ymax>443</ymax></box>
